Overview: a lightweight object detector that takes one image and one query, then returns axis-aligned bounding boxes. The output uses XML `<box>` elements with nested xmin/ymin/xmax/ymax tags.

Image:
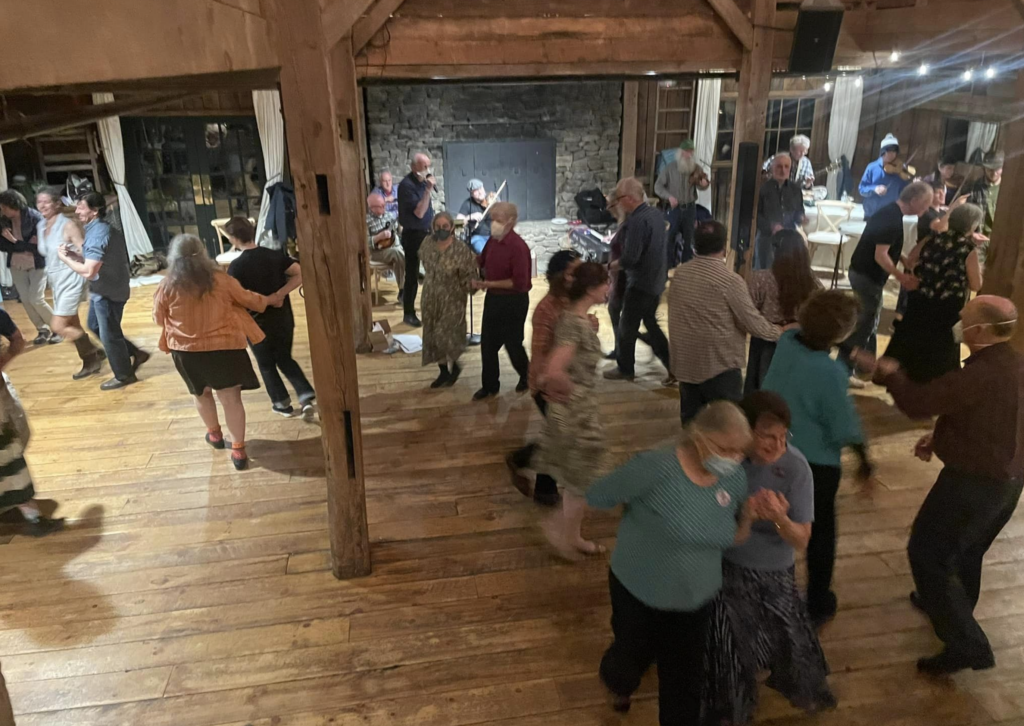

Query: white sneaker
<box><xmin>301</xmin><ymin>402</ymin><xmax>318</xmax><ymax>421</ymax></box>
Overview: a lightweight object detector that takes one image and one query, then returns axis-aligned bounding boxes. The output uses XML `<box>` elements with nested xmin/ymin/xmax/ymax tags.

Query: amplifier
<box><xmin>569</xmin><ymin>226</ymin><xmax>612</xmax><ymax>264</ymax></box>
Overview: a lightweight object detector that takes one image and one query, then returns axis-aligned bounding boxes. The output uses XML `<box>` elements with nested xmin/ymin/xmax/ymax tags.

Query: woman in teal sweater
<box><xmin>587</xmin><ymin>401</ymin><xmax>764</xmax><ymax>724</ymax></box>
<box><xmin>763</xmin><ymin>290</ymin><xmax>875</xmax><ymax>626</ymax></box>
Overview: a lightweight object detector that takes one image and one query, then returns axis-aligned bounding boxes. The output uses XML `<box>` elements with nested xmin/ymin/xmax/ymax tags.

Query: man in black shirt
<box><xmin>457</xmin><ymin>178</ymin><xmax>491</xmax><ymax>254</ymax></box>
<box><xmin>839</xmin><ymin>181</ymin><xmax>932</xmax><ymax>373</ymax></box>
<box><xmin>224</xmin><ymin>217</ymin><xmax>316</xmax><ymax>418</ymax></box>
<box><xmin>754</xmin><ymin>154</ymin><xmax>805</xmax><ymax>269</ymax></box>
<box><xmin>396</xmin><ymin>152</ymin><xmax>435</xmax><ymax>327</ymax></box>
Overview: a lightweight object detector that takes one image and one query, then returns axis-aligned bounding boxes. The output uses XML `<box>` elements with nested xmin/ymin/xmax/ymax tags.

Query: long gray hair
<box><xmin>166</xmin><ymin>234</ymin><xmax>219</xmax><ymax>297</ymax></box>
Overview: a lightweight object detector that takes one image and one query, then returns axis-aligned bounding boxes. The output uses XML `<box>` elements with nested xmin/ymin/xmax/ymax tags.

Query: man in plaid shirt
<box><xmin>366</xmin><ymin>192</ymin><xmax>406</xmax><ymax>302</ymax></box>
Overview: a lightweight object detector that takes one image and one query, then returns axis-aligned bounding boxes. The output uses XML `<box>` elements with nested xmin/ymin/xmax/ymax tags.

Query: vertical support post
<box><xmin>262</xmin><ymin>0</ymin><xmax>371</xmax><ymax>579</ymax></box>
<box><xmin>620</xmin><ymin>81</ymin><xmax>639</xmax><ymax>179</ymax></box>
<box><xmin>727</xmin><ymin>0</ymin><xmax>775</xmax><ymax>274</ymax></box>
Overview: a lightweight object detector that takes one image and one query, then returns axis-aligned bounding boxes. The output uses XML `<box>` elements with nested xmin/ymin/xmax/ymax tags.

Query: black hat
<box><xmin>546</xmin><ymin>249</ymin><xmax>581</xmax><ymax>280</ymax></box>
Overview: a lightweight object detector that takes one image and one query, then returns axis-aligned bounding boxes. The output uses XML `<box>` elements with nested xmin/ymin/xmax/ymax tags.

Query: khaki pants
<box><xmin>371</xmin><ymin>246</ymin><xmax>405</xmax><ymax>292</ymax></box>
<box><xmin>0</xmin><ymin>662</ymin><xmax>14</xmax><ymax>726</ymax></box>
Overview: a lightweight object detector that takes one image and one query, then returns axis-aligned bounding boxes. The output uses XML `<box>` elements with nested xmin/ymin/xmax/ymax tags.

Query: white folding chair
<box><xmin>806</xmin><ymin>201</ymin><xmax>854</xmax><ymax>283</ymax></box>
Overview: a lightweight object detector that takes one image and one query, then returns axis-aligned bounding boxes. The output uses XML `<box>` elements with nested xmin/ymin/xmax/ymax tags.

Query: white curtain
<box><xmin>826</xmin><ymin>77</ymin><xmax>863</xmax><ymax>200</ymax></box>
<box><xmin>0</xmin><ymin>146</ymin><xmax>10</xmax><ymax>287</ymax></box>
<box><xmin>252</xmin><ymin>89</ymin><xmax>285</xmax><ymax>248</ymax></box>
<box><xmin>693</xmin><ymin>78</ymin><xmax>721</xmax><ymax>212</ymax></box>
<box><xmin>966</xmin><ymin>121</ymin><xmax>998</xmax><ymax>162</ymax></box>
<box><xmin>91</xmin><ymin>93</ymin><xmax>153</xmax><ymax>259</ymax></box>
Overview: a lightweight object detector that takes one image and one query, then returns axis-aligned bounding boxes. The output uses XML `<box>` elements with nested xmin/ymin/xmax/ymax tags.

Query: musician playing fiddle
<box><xmin>858</xmin><ymin>133</ymin><xmax>911</xmax><ymax>219</ymax></box>
<box><xmin>457</xmin><ymin>178</ymin><xmax>492</xmax><ymax>254</ymax></box>
<box><xmin>654</xmin><ymin>138</ymin><xmax>709</xmax><ymax>267</ymax></box>
<box><xmin>922</xmin><ymin>155</ymin><xmax>960</xmax><ymax>206</ymax></box>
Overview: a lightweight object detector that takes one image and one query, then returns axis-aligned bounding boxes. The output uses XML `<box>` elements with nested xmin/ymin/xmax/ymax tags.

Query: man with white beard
<box><xmin>655</xmin><ymin>139</ymin><xmax>710</xmax><ymax>268</ymax></box>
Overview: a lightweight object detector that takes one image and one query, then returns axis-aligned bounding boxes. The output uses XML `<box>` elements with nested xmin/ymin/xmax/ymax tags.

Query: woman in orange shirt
<box><xmin>153</xmin><ymin>234</ymin><xmax>277</xmax><ymax>470</ymax></box>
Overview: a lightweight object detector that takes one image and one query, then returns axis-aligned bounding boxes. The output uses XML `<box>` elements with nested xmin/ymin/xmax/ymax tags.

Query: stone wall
<box><xmin>365</xmin><ymin>82</ymin><xmax>623</xmax><ymax>220</ymax></box>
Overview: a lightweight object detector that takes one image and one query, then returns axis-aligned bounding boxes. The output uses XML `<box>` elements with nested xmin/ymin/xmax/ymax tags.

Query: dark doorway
<box><xmin>122</xmin><ymin>117</ymin><xmax>265</xmax><ymax>254</ymax></box>
<box><xmin>443</xmin><ymin>139</ymin><xmax>556</xmax><ymax>221</ymax></box>
<box><xmin>942</xmin><ymin>117</ymin><xmax>970</xmax><ymax>163</ymax></box>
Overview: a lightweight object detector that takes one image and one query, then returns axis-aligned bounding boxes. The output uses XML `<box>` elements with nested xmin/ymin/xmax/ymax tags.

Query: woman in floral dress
<box><xmin>537</xmin><ymin>261</ymin><xmax>610</xmax><ymax>559</ymax></box>
<box><xmin>420</xmin><ymin>212</ymin><xmax>479</xmax><ymax>388</ymax></box>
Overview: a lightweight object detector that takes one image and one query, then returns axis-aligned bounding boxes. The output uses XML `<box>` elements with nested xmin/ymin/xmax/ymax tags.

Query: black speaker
<box><xmin>730</xmin><ymin>142</ymin><xmax>759</xmax><ymax>272</ymax></box>
<box><xmin>788</xmin><ymin>7</ymin><xmax>844</xmax><ymax>74</ymax></box>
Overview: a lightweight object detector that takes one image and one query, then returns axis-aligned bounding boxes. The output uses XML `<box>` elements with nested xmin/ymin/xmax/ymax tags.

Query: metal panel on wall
<box><xmin>443</xmin><ymin>139</ymin><xmax>556</xmax><ymax>221</ymax></box>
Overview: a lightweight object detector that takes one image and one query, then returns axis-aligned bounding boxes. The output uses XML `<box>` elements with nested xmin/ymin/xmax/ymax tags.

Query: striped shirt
<box><xmin>668</xmin><ymin>256</ymin><xmax>781</xmax><ymax>383</ymax></box>
<box><xmin>587</xmin><ymin>446</ymin><xmax>749</xmax><ymax>611</ymax></box>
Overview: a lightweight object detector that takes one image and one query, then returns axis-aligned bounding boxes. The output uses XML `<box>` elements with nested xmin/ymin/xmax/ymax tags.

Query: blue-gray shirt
<box><xmin>725</xmin><ymin>446</ymin><xmax>814</xmax><ymax>571</ymax></box>
<box><xmin>618</xmin><ymin>203</ymin><xmax>668</xmax><ymax>296</ymax></box>
<box><xmin>82</xmin><ymin>219</ymin><xmax>131</xmax><ymax>303</ymax></box>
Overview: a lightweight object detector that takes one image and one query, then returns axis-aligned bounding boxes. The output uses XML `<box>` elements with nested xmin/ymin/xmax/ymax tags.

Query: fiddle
<box><xmin>883</xmin><ymin>151</ymin><xmax>918</xmax><ymax>181</ymax></box>
<box><xmin>689</xmin><ymin>160</ymin><xmax>711</xmax><ymax>190</ymax></box>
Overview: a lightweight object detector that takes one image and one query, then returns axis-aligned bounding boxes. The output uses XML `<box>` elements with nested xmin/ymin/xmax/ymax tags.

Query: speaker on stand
<box><xmin>730</xmin><ymin>141</ymin><xmax>760</xmax><ymax>274</ymax></box>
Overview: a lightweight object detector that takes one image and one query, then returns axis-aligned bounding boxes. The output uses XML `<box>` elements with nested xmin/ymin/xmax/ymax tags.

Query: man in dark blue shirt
<box><xmin>396</xmin><ymin>152</ymin><xmax>435</xmax><ymax>327</ymax></box>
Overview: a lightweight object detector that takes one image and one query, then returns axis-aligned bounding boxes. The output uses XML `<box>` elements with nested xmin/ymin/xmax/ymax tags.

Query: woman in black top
<box><xmin>884</xmin><ymin>203</ymin><xmax>984</xmax><ymax>383</ymax></box>
<box><xmin>0</xmin><ymin>190</ymin><xmax>56</xmax><ymax>345</ymax></box>
<box><xmin>225</xmin><ymin>217</ymin><xmax>317</xmax><ymax>418</ymax></box>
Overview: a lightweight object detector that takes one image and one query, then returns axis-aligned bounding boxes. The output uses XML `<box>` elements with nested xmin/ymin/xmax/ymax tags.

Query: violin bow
<box><xmin>478</xmin><ymin>180</ymin><xmax>508</xmax><ymax>223</ymax></box>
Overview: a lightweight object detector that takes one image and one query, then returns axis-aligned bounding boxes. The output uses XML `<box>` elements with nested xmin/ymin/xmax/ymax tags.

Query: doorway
<box><xmin>122</xmin><ymin>117</ymin><xmax>266</xmax><ymax>254</ymax></box>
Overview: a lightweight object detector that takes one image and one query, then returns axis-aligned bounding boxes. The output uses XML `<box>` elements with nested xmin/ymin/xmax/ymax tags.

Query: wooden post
<box><xmin>981</xmin><ymin>70</ymin><xmax>1024</xmax><ymax>348</ymax></box>
<box><xmin>261</xmin><ymin>0</ymin><xmax>371</xmax><ymax>579</ymax></box>
<box><xmin>727</xmin><ymin>0</ymin><xmax>775</xmax><ymax>274</ymax></box>
<box><xmin>620</xmin><ymin>81</ymin><xmax>639</xmax><ymax>179</ymax></box>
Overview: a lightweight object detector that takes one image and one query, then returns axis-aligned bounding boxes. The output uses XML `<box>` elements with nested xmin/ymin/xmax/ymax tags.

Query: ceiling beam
<box><xmin>353</xmin><ymin>0</ymin><xmax>408</xmax><ymax>54</ymax></box>
<box><xmin>1</xmin><ymin>68</ymin><xmax>280</xmax><ymax>96</ymax></box>
<box><xmin>706</xmin><ymin>0</ymin><xmax>754</xmax><ymax>50</ymax></box>
<box><xmin>322</xmin><ymin>0</ymin><xmax>376</xmax><ymax>49</ymax></box>
<box><xmin>0</xmin><ymin>93</ymin><xmax>191</xmax><ymax>143</ymax></box>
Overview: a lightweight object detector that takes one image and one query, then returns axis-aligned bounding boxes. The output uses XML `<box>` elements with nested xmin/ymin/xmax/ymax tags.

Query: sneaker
<box><xmin>603</xmin><ymin>367</ymin><xmax>634</xmax><ymax>381</ymax></box>
<box><xmin>132</xmin><ymin>349</ymin><xmax>151</xmax><ymax>372</ymax></box>
<box><xmin>472</xmin><ymin>387</ymin><xmax>497</xmax><ymax>401</ymax></box>
<box><xmin>273</xmin><ymin>404</ymin><xmax>296</xmax><ymax>417</ymax></box>
<box><xmin>301</xmin><ymin>402</ymin><xmax>317</xmax><ymax>421</ymax></box>
<box><xmin>72</xmin><ymin>355</ymin><xmax>104</xmax><ymax>380</ymax></box>
<box><xmin>31</xmin><ymin>332</ymin><xmax>49</xmax><ymax>346</ymax></box>
<box><xmin>403</xmin><ymin>314</ymin><xmax>422</xmax><ymax>328</ymax></box>
<box><xmin>917</xmin><ymin>648</ymin><xmax>995</xmax><ymax>676</ymax></box>
<box><xmin>100</xmin><ymin>375</ymin><xmax>138</xmax><ymax>391</ymax></box>
<box><xmin>442</xmin><ymin>362</ymin><xmax>462</xmax><ymax>387</ymax></box>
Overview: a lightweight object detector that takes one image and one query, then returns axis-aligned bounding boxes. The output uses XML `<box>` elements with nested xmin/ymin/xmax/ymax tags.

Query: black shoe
<box><xmin>516</xmin><ymin>377</ymin><xmax>529</xmax><ymax>393</ymax></box>
<box><xmin>48</xmin><ymin>334</ymin><xmax>63</xmax><ymax>345</ymax></box>
<box><xmin>533</xmin><ymin>488</ymin><xmax>561</xmax><ymax>507</ymax></box>
<box><xmin>473</xmin><ymin>387</ymin><xmax>497</xmax><ymax>401</ymax></box>
<box><xmin>22</xmin><ymin>516</ymin><xmax>65</xmax><ymax>537</ymax></box>
<box><xmin>132</xmin><ymin>349</ymin><xmax>151</xmax><ymax>372</ymax></box>
<box><xmin>72</xmin><ymin>355</ymin><xmax>104</xmax><ymax>380</ymax></box>
<box><xmin>602</xmin><ymin>367</ymin><xmax>634</xmax><ymax>381</ymax></box>
<box><xmin>32</xmin><ymin>332</ymin><xmax>50</xmax><ymax>346</ymax></box>
<box><xmin>442</xmin><ymin>362</ymin><xmax>462</xmax><ymax>387</ymax></box>
<box><xmin>610</xmin><ymin>694</ymin><xmax>631</xmax><ymax>714</ymax></box>
<box><xmin>403</xmin><ymin>314</ymin><xmax>422</xmax><ymax>328</ymax></box>
<box><xmin>917</xmin><ymin>648</ymin><xmax>995</xmax><ymax>676</ymax></box>
<box><xmin>100</xmin><ymin>375</ymin><xmax>138</xmax><ymax>391</ymax></box>
<box><xmin>430</xmin><ymin>366</ymin><xmax>450</xmax><ymax>389</ymax></box>
<box><xmin>909</xmin><ymin>591</ymin><xmax>926</xmax><ymax>613</ymax></box>
<box><xmin>205</xmin><ymin>432</ymin><xmax>226</xmax><ymax>450</ymax></box>
<box><xmin>231</xmin><ymin>453</ymin><xmax>249</xmax><ymax>471</ymax></box>
<box><xmin>273</xmin><ymin>404</ymin><xmax>296</xmax><ymax>417</ymax></box>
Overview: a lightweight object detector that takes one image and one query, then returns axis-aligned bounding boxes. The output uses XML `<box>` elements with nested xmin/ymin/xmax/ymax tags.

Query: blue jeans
<box><xmin>470</xmin><ymin>235</ymin><xmax>489</xmax><ymax>254</ymax></box>
<box><xmin>88</xmin><ymin>293</ymin><xmax>141</xmax><ymax>380</ymax></box>
<box><xmin>837</xmin><ymin>269</ymin><xmax>885</xmax><ymax>372</ymax></box>
<box><xmin>753</xmin><ymin>231</ymin><xmax>773</xmax><ymax>270</ymax></box>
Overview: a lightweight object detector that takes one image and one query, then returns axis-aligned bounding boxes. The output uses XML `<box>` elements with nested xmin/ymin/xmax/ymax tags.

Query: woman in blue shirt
<box><xmin>702</xmin><ymin>392</ymin><xmax>834</xmax><ymax>724</ymax></box>
<box><xmin>587</xmin><ymin>401</ymin><xmax>763</xmax><ymax>724</ymax></box>
<box><xmin>763</xmin><ymin>290</ymin><xmax>875</xmax><ymax>626</ymax></box>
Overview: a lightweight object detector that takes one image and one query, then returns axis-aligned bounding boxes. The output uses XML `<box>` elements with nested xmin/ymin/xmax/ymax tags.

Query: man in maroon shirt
<box><xmin>471</xmin><ymin>202</ymin><xmax>532</xmax><ymax>400</ymax></box>
<box><xmin>856</xmin><ymin>295</ymin><xmax>1023</xmax><ymax>675</ymax></box>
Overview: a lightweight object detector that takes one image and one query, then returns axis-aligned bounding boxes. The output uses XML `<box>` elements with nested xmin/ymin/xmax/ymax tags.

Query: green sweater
<box><xmin>586</xmin><ymin>446</ymin><xmax>748</xmax><ymax>611</ymax></box>
<box><xmin>763</xmin><ymin>330</ymin><xmax>864</xmax><ymax>467</ymax></box>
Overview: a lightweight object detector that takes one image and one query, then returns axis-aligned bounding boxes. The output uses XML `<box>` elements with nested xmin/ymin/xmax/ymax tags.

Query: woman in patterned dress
<box><xmin>744</xmin><ymin>230</ymin><xmax>820</xmax><ymax>394</ymax></box>
<box><xmin>884</xmin><ymin>203</ymin><xmax>984</xmax><ymax>383</ymax></box>
<box><xmin>420</xmin><ymin>212</ymin><xmax>479</xmax><ymax>388</ymax></box>
<box><xmin>701</xmin><ymin>391</ymin><xmax>835</xmax><ymax>725</ymax></box>
<box><xmin>536</xmin><ymin>262</ymin><xmax>610</xmax><ymax>559</ymax></box>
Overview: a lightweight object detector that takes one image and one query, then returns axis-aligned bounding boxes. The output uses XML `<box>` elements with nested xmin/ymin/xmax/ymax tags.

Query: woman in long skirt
<box><xmin>536</xmin><ymin>262</ymin><xmax>610</xmax><ymax>558</ymax></box>
<box><xmin>702</xmin><ymin>391</ymin><xmax>835</xmax><ymax>724</ymax></box>
<box><xmin>420</xmin><ymin>212</ymin><xmax>479</xmax><ymax>388</ymax></box>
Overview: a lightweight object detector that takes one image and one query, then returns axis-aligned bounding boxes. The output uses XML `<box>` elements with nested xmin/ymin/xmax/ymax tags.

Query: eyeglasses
<box><xmin>754</xmin><ymin>429</ymin><xmax>792</xmax><ymax>446</ymax></box>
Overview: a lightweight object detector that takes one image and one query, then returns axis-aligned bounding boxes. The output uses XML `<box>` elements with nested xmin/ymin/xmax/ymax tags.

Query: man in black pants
<box><xmin>472</xmin><ymin>202</ymin><xmax>531</xmax><ymax>401</ymax></box>
<box><xmin>603</xmin><ymin>177</ymin><xmax>671</xmax><ymax>383</ymax></box>
<box><xmin>860</xmin><ymin>295</ymin><xmax>1024</xmax><ymax>675</ymax></box>
<box><xmin>396</xmin><ymin>152</ymin><xmax>435</xmax><ymax>327</ymax></box>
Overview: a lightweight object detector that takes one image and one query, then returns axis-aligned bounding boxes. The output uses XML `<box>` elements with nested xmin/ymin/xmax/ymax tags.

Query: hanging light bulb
<box><xmin>889</xmin><ymin>50</ymin><xmax>901</xmax><ymax>62</ymax></box>
<box><xmin>963</xmin><ymin>69</ymin><xmax>974</xmax><ymax>81</ymax></box>
<box><xmin>917</xmin><ymin>64</ymin><xmax>929</xmax><ymax>76</ymax></box>
<box><xmin>854</xmin><ymin>77</ymin><xmax>863</xmax><ymax>87</ymax></box>
<box><xmin>823</xmin><ymin>81</ymin><xmax>832</xmax><ymax>92</ymax></box>
<box><xmin>985</xmin><ymin>67</ymin><xmax>997</xmax><ymax>79</ymax></box>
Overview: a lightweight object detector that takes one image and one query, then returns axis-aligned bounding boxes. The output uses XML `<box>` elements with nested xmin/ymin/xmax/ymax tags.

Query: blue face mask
<box><xmin>705</xmin><ymin>456</ymin><xmax>740</xmax><ymax>478</ymax></box>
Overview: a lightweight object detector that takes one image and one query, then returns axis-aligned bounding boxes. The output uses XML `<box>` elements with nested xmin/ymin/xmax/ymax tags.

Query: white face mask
<box><xmin>953</xmin><ymin>319</ymin><xmax>1017</xmax><ymax>345</ymax></box>
<box><xmin>490</xmin><ymin>222</ymin><xmax>508</xmax><ymax>240</ymax></box>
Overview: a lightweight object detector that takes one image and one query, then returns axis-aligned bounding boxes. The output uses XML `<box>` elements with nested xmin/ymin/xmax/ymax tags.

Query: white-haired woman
<box><xmin>153</xmin><ymin>234</ymin><xmax>277</xmax><ymax>470</ymax></box>
<box><xmin>587</xmin><ymin>401</ymin><xmax>766</xmax><ymax>724</ymax></box>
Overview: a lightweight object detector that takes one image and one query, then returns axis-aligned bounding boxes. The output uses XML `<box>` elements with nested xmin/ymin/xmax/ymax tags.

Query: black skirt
<box><xmin>884</xmin><ymin>292</ymin><xmax>963</xmax><ymax>383</ymax></box>
<box><xmin>171</xmin><ymin>349</ymin><xmax>261</xmax><ymax>395</ymax></box>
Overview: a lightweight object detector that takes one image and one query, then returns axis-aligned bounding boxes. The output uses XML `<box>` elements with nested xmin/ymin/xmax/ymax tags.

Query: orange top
<box><xmin>153</xmin><ymin>271</ymin><xmax>267</xmax><ymax>353</ymax></box>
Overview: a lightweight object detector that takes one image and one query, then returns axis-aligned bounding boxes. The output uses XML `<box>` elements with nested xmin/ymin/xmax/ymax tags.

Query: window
<box><xmin>651</xmin><ymin>80</ymin><xmax>696</xmax><ymax>179</ymax></box>
<box><xmin>715</xmin><ymin>100</ymin><xmax>736</xmax><ymax>163</ymax></box>
<box><xmin>764</xmin><ymin>98</ymin><xmax>815</xmax><ymax>158</ymax></box>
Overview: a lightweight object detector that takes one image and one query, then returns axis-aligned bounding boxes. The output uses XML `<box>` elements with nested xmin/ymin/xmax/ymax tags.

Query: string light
<box><xmin>823</xmin><ymin>81</ymin><xmax>832</xmax><ymax>92</ymax></box>
<box><xmin>985</xmin><ymin>67</ymin><xmax>997</xmax><ymax>79</ymax></box>
<box><xmin>889</xmin><ymin>50</ymin><xmax>901</xmax><ymax>62</ymax></box>
<box><xmin>854</xmin><ymin>77</ymin><xmax>863</xmax><ymax>87</ymax></box>
<box><xmin>644</xmin><ymin>70</ymin><xmax>657</xmax><ymax>76</ymax></box>
<box><xmin>963</xmin><ymin>69</ymin><xmax>974</xmax><ymax>81</ymax></box>
<box><xmin>917</xmin><ymin>64</ymin><xmax>929</xmax><ymax>76</ymax></box>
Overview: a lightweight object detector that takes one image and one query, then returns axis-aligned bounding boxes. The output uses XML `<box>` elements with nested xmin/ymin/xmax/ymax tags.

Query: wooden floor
<box><xmin>1</xmin><ymin>276</ymin><xmax>1023</xmax><ymax>726</ymax></box>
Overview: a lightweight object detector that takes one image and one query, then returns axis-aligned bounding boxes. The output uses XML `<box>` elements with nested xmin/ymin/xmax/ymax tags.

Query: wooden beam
<box><xmin>0</xmin><ymin>94</ymin><xmax>191</xmax><ymax>144</ymax></box>
<box><xmin>0</xmin><ymin>0</ymin><xmax>277</xmax><ymax>93</ymax></box>
<box><xmin>728</xmin><ymin>0</ymin><xmax>775</xmax><ymax>274</ymax></box>
<box><xmin>980</xmin><ymin>70</ymin><xmax>1024</xmax><ymax>332</ymax></box>
<box><xmin>5</xmin><ymin>69</ymin><xmax>280</xmax><ymax>96</ymax></box>
<box><xmin>353</xmin><ymin>0</ymin><xmax>408</xmax><ymax>54</ymax></box>
<box><xmin>706</xmin><ymin>0</ymin><xmax>754</xmax><ymax>50</ymax></box>
<box><xmin>620</xmin><ymin>82</ymin><xmax>640</xmax><ymax>178</ymax></box>
<box><xmin>918</xmin><ymin>92</ymin><xmax>1015</xmax><ymax>124</ymax></box>
<box><xmin>261</xmin><ymin>0</ymin><xmax>371</xmax><ymax>580</ymax></box>
<box><xmin>358</xmin><ymin>61</ymin><xmax>742</xmax><ymax>80</ymax></box>
<box><xmin>322</xmin><ymin>0</ymin><xmax>376</xmax><ymax>49</ymax></box>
